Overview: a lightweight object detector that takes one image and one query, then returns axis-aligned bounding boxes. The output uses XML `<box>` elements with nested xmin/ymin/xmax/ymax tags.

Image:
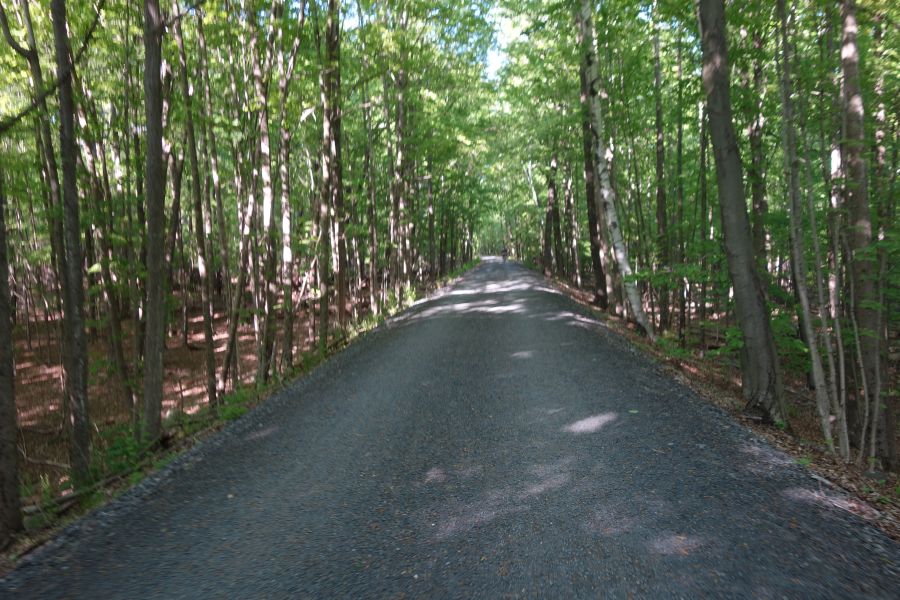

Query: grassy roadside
<box><xmin>1</xmin><ymin>258</ymin><xmax>481</xmax><ymax>573</ymax></box>
<box><xmin>529</xmin><ymin>264</ymin><xmax>900</xmax><ymax>542</ymax></box>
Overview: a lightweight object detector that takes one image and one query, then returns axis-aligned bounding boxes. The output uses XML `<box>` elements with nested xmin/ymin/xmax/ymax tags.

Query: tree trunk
<box><xmin>548</xmin><ymin>154</ymin><xmax>565</xmax><ymax>277</ymax></box>
<box><xmin>357</xmin><ymin>1</ymin><xmax>379</xmax><ymax>311</ymax></box>
<box><xmin>748</xmin><ymin>33</ymin><xmax>768</xmax><ymax>276</ymax></box>
<box><xmin>564</xmin><ymin>166</ymin><xmax>581</xmax><ymax>287</ymax></box>
<box><xmin>0</xmin><ymin>171</ymin><xmax>22</xmax><ymax>547</ymax></box>
<box><xmin>197</xmin><ymin>14</ymin><xmax>231</xmax><ymax>309</ymax></box>
<box><xmin>698</xmin><ymin>107</ymin><xmax>709</xmax><ymax>354</ymax></box>
<box><xmin>173</xmin><ymin>5</ymin><xmax>217</xmax><ymax>409</ymax></box>
<box><xmin>50</xmin><ymin>0</ymin><xmax>91</xmax><ymax>482</ymax></box>
<box><xmin>327</xmin><ymin>0</ymin><xmax>347</xmax><ymax>329</ymax></box>
<box><xmin>577</xmin><ymin>71</ymin><xmax>607</xmax><ymax>306</ymax></box>
<box><xmin>653</xmin><ymin>4</ymin><xmax>669</xmax><ymax>331</ymax></box>
<box><xmin>698</xmin><ymin>0</ymin><xmax>784</xmax><ymax>422</ymax></box>
<box><xmin>141</xmin><ymin>0</ymin><xmax>166</xmax><ymax>442</ymax></box>
<box><xmin>580</xmin><ymin>0</ymin><xmax>654</xmax><ymax>340</ymax></box>
<box><xmin>840</xmin><ymin>0</ymin><xmax>890</xmax><ymax>468</ymax></box>
<box><xmin>777</xmin><ymin>0</ymin><xmax>834</xmax><ymax>451</ymax></box>
<box><xmin>251</xmin><ymin>18</ymin><xmax>279</xmax><ymax>384</ymax></box>
<box><xmin>542</xmin><ymin>158</ymin><xmax>554</xmax><ymax>277</ymax></box>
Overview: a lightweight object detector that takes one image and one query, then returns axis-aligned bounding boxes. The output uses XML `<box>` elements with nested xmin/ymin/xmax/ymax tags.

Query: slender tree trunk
<box><xmin>548</xmin><ymin>154</ymin><xmax>565</xmax><ymax>277</ymax></box>
<box><xmin>581</xmin><ymin>0</ymin><xmax>654</xmax><ymax>340</ymax></box>
<box><xmin>698</xmin><ymin>107</ymin><xmax>709</xmax><ymax>354</ymax></box>
<box><xmin>542</xmin><ymin>157</ymin><xmax>555</xmax><ymax>277</ymax></box>
<box><xmin>251</xmin><ymin>19</ymin><xmax>279</xmax><ymax>383</ymax></box>
<box><xmin>0</xmin><ymin>171</ymin><xmax>22</xmax><ymax>547</ymax></box>
<box><xmin>197</xmin><ymin>14</ymin><xmax>230</xmax><ymax>308</ymax></box>
<box><xmin>698</xmin><ymin>0</ymin><xmax>784</xmax><ymax>422</ymax></box>
<box><xmin>50</xmin><ymin>0</ymin><xmax>91</xmax><ymax>482</ymax></box>
<box><xmin>328</xmin><ymin>0</ymin><xmax>347</xmax><ymax>329</ymax></box>
<box><xmin>276</xmin><ymin>1</ymin><xmax>304</xmax><ymax>372</ymax></box>
<box><xmin>800</xmin><ymin>89</ymin><xmax>850</xmax><ymax>460</ymax></box>
<box><xmin>653</xmin><ymin>4</ymin><xmax>669</xmax><ymax>331</ymax></box>
<box><xmin>357</xmin><ymin>2</ymin><xmax>379</xmax><ymax>311</ymax></box>
<box><xmin>675</xmin><ymin>35</ymin><xmax>687</xmax><ymax>345</ymax></box>
<box><xmin>577</xmin><ymin>98</ymin><xmax>608</xmax><ymax>306</ymax></box>
<box><xmin>777</xmin><ymin>0</ymin><xmax>834</xmax><ymax>450</ymax></box>
<box><xmin>141</xmin><ymin>0</ymin><xmax>166</xmax><ymax>442</ymax></box>
<box><xmin>564</xmin><ymin>166</ymin><xmax>581</xmax><ymax>287</ymax></box>
<box><xmin>173</xmin><ymin>5</ymin><xmax>217</xmax><ymax>408</ymax></box>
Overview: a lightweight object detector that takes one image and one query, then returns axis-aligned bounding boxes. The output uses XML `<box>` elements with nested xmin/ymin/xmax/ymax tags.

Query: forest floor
<box><xmin>542</xmin><ymin>271</ymin><xmax>900</xmax><ymax>543</ymax></box>
<box><xmin>2</xmin><ymin>258</ymin><xmax>897</xmax><ymax>597</ymax></box>
<box><xmin>4</xmin><ymin>263</ymin><xmax>477</xmax><ymax>571</ymax></box>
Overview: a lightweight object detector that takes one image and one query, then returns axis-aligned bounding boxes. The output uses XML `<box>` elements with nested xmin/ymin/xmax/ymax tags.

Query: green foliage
<box><xmin>657</xmin><ymin>336</ymin><xmax>692</xmax><ymax>361</ymax></box>
<box><xmin>93</xmin><ymin>424</ymin><xmax>143</xmax><ymax>479</ymax></box>
<box><xmin>220</xmin><ymin>387</ymin><xmax>253</xmax><ymax>421</ymax></box>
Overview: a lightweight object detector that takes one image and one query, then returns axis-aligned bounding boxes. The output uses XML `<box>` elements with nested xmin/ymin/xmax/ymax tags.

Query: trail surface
<box><xmin>3</xmin><ymin>259</ymin><xmax>898</xmax><ymax>598</ymax></box>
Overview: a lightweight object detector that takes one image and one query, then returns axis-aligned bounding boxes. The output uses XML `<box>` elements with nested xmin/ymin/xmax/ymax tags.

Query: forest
<box><xmin>0</xmin><ymin>0</ymin><xmax>897</xmax><ymax>550</ymax></box>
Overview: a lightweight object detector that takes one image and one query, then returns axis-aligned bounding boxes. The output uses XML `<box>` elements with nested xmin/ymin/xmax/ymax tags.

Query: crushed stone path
<box><xmin>3</xmin><ymin>258</ymin><xmax>898</xmax><ymax>598</ymax></box>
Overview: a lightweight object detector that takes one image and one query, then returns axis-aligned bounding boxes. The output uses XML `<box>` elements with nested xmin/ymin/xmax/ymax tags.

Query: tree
<box><xmin>51</xmin><ymin>0</ymin><xmax>91</xmax><ymax>482</ymax></box>
<box><xmin>840</xmin><ymin>0</ymin><xmax>892</xmax><ymax>469</ymax></box>
<box><xmin>652</xmin><ymin>1</ymin><xmax>669</xmax><ymax>331</ymax></box>
<box><xmin>0</xmin><ymin>170</ymin><xmax>21</xmax><ymax>547</ymax></box>
<box><xmin>142</xmin><ymin>0</ymin><xmax>167</xmax><ymax>442</ymax></box>
<box><xmin>697</xmin><ymin>0</ymin><xmax>783</xmax><ymax>423</ymax></box>
<box><xmin>172</xmin><ymin>1</ymin><xmax>217</xmax><ymax>409</ymax></box>
<box><xmin>580</xmin><ymin>0</ymin><xmax>654</xmax><ymax>340</ymax></box>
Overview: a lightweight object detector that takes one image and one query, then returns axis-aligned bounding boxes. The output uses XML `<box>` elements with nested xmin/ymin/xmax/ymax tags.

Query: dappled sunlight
<box><xmin>410</xmin><ymin>299</ymin><xmax>526</xmax><ymax>320</ymax></box>
<box><xmin>740</xmin><ymin>442</ymin><xmax>795</xmax><ymax>476</ymax></box>
<box><xmin>564</xmin><ymin>412</ymin><xmax>617</xmax><ymax>434</ymax></box>
<box><xmin>782</xmin><ymin>487</ymin><xmax>881</xmax><ymax>520</ymax></box>
<box><xmin>651</xmin><ymin>534</ymin><xmax>704</xmax><ymax>556</ymax></box>
<box><xmin>425</xmin><ymin>467</ymin><xmax>448</xmax><ymax>484</ymax></box>
<box><xmin>584</xmin><ymin>506</ymin><xmax>637</xmax><ymax>536</ymax></box>
<box><xmin>244</xmin><ymin>425</ymin><xmax>280</xmax><ymax>442</ymax></box>
<box><xmin>519</xmin><ymin>472</ymin><xmax>569</xmax><ymax>498</ymax></box>
<box><xmin>427</xmin><ymin>457</ymin><xmax>576</xmax><ymax>539</ymax></box>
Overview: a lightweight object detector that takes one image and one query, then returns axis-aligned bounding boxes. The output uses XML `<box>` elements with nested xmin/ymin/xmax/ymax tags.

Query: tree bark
<box><xmin>748</xmin><ymin>33</ymin><xmax>768</xmax><ymax>276</ymax></box>
<box><xmin>141</xmin><ymin>0</ymin><xmax>167</xmax><ymax>442</ymax></box>
<box><xmin>548</xmin><ymin>154</ymin><xmax>565</xmax><ymax>277</ymax></box>
<box><xmin>196</xmin><ymin>15</ymin><xmax>230</xmax><ymax>309</ymax></box>
<box><xmin>51</xmin><ymin>0</ymin><xmax>91</xmax><ymax>482</ymax></box>
<box><xmin>840</xmin><ymin>0</ymin><xmax>890</xmax><ymax>468</ymax></box>
<box><xmin>577</xmin><ymin>84</ymin><xmax>607</xmax><ymax>305</ymax></box>
<box><xmin>173</xmin><ymin>3</ymin><xmax>217</xmax><ymax>408</ymax></box>
<box><xmin>0</xmin><ymin>171</ymin><xmax>22</xmax><ymax>547</ymax></box>
<box><xmin>653</xmin><ymin>4</ymin><xmax>669</xmax><ymax>331</ymax></box>
<box><xmin>698</xmin><ymin>0</ymin><xmax>784</xmax><ymax>422</ymax></box>
<box><xmin>776</xmin><ymin>0</ymin><xmax>834</xmax><ymax>451</ymax></box>
<box><xmin>581</xmin><ymin>0</ymin><xmax>654</xmax><ymax>340</ymax></box>
<box><xmin>327</xmin><ymin>0</ymin><xmax>347</xmax><ymax>328</ymax></box>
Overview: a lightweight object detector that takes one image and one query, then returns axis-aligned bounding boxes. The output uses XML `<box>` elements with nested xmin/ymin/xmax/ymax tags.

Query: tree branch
<box><xmin>0</xmin><ymin>0</ymin><xmax>106</xmax><ymax>137</ymax></box>
<box><xmin>0</xmin><ymin>1</ymin><xmax>35</xmax><ymax>59</ymax></box>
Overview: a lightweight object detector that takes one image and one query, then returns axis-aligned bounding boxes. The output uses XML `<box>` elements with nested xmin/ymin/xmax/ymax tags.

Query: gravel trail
<box><xmin>3</xmin><ymin>258</ymin><xmax>898</xmax><ymax>598</ymax></box>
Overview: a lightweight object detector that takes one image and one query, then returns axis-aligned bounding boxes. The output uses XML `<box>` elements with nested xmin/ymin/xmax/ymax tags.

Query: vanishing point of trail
<box><xmin>3</xmin><ymin>259</ymin><xmax>898</xmax><ymax>598</ymax></box>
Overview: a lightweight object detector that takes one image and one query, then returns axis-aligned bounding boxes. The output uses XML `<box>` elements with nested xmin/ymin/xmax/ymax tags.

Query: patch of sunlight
<box><xmin>244</xmin><ymin>425</ymin><xmax>279</xmax><ymax>442</ymax></box>
<box><xmin>518</xmin><ymin>472</ymin><xmax>569</xmax><ymax>498</ymax></box>
<box><xmin>651</xmin><ymin>534</ymin><xmax>703</xmax><ymax>556</ymax></box>
<box><xmin>425</xmin><ymin>467</ymin><xmax>447</xmax><ymax>484</ymax></box>
<box><xmin>782</xmin><ymin>487</ymin><xmax>880</xmax><ymax>519</ymax></box>
<box><xmin>564</xmin><ymin>412</ymin><xmax>617</xmax><ymax>434</ymax></box>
